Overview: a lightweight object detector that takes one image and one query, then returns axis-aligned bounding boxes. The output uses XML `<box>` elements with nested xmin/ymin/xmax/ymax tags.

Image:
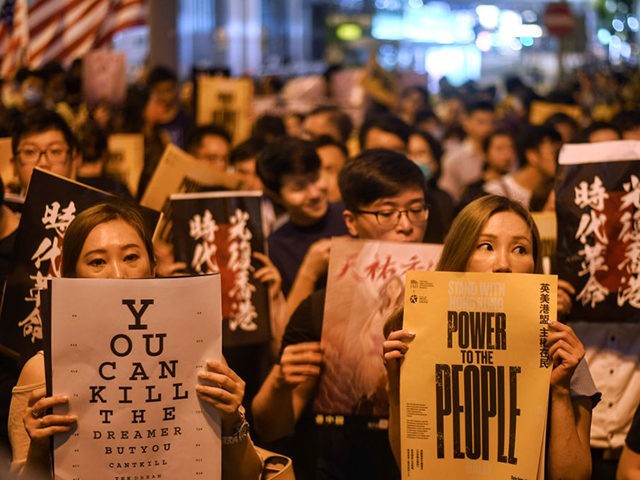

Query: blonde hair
<box><xmin>437</xmin><ymin>195</ymin><xmax>542</xmax><ymax>274</ymax></box>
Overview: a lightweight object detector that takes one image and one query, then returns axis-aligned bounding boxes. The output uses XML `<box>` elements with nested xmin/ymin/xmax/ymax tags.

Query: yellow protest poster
<box><xmin>106</xmin><ymin>134</ymin><xmax>144</xmax><ymax>197</ymax></box>
<box><xmin>0</xmin><ymin>137</ymin><xmax>14</xmax><ymax>187</ymax></box>
<box><xmin>531</xmin><ymin>212</ymin><xmax>557</xmax><ymax>274</ymax></box>
<box><xmin>529</xmin><ymin>101</ymin><xmax>582</xmax><ymax>125</ymax></box>
<box><xmin>196</xmin><ymin>76</ymin><xmax>254</xmax><ymax>145</ymax></box>
<box><xmin>401</xmin><ymin>271</ymin><xmax>556</xmax><ymax>480</ymax></box>
<box><xmin>139</xmin><ymin>143</ymin><xmax>244</xmax><ymax>212</ymax></box>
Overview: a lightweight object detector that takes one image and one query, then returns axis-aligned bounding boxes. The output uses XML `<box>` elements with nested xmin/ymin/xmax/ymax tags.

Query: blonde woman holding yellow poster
<box><xmin>384</xmin><ymin>195</ymin><xmax>599</xmax><ymax>480</ymax></box>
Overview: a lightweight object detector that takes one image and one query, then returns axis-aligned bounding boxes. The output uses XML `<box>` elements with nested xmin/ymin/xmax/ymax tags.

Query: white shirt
<box><xmin>570</xmin><ymin>321</ymin><xmax>640</xmax><ymax>449</ymax></box>
<box><xmin>483</xmin><ymin>174</ymin><xmax>532</xmax><ymax>208</ymax></box>
<box><xmin>438</xmin><ymin>139</ymin><xmax>484</xmax><ymax>204</ymax></box>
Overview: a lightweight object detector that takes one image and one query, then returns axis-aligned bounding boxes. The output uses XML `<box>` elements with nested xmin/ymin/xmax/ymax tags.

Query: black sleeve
<box><xmin>626</xmin><ymin>403</ymin><xmax>640</xmax><ymax>453</ymax></box>
<box><xmin>279</xmin><ymin>289</ymin><xmax>326</xmax><ymax>360</ymax></box>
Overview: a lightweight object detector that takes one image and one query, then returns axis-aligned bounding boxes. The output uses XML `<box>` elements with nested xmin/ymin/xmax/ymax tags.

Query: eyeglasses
<box><xmin>16</xmin><ymin>145</ymin><xmax>70</xmax><ymax>166</ymax></box>
<box><xmin>355</xmin><ymin>205</ymin><xmax>429</xmax><ymax>228</ymax></box>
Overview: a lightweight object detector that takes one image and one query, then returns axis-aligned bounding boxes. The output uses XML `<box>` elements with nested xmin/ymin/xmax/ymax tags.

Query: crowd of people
<box><xmin>0</xmin><ymin>57</ymin><xmax>640</xmax><ymax>480</ymax></box>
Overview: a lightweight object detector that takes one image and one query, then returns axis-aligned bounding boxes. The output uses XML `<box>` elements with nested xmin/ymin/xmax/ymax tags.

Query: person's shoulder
<box><xmin>283</xmin><ymin>288</ymin><xmax>327</xmax><ymax>343</ymax></box>
<box><xmin>441</xmin><ymin>145</ymin><xmax>463</xmax><ymax>163</ymax></box>
<box><xmin>482</xmin><ymin>177</ymin><xmax>502</xmax><ymax>195</ymax></box>
<box><xmin>269</xmin><ymin>219</ymin><xmax>296</xmax><ymax>241</ymax></box>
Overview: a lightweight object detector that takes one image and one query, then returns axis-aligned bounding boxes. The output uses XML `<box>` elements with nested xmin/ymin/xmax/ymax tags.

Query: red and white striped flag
<box><xmin>0</xmin><ymin>0</ymin><xmax>29</xmax><ymax>79</ymax></box>
<box><xmin>27</xmin><ymin>0</ymin><xmax>147</xmax><ymax>68</ymax></box>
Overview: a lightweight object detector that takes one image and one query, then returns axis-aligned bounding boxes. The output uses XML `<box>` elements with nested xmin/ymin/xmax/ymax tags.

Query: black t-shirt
<box><xmin>626</xmin><ymin>403</ymin><xmax>640</xmax><ymax>453</ymax></box>
<box><xmin>424</xmin><ymin>185</ymin><xmax>455</xmax><ymax>244</ymax></box>
<box><xmin>280</xmin><ymin>290</ymin><xmax>400</xmax><ymax>480</ymax></box>
<box><xmin>0</xmin><ymin>229</ymin><xmax>18</xmax><ymax>462</ymax></box>
<box><xmin>268</xmin><ymin>202</ymin><xmax>348</xmax><ymax>297</ymax></box>
<box><xmin>0</xmin><ymin>229</ymin><xmax>16</xmax><ymax>288</ymax></box>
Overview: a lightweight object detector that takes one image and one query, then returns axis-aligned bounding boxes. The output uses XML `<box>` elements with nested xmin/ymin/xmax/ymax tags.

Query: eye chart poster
<box><xmin>45</xmin><ymin>275</ymin><xmax>222</xmax><ymax>480</ymax></box>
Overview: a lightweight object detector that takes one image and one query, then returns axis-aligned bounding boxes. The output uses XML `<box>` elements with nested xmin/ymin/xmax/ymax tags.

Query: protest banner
<box><xmin>106</xmin><ymin>134</ymin><xmax>144</xmax><ymax>198</ymax></box>
<box><xmin>82</xmin><ymin>50</ymin><xmax>127</xmax><ymax>106</ymax></box>
<box><xmin>556</xmin><ymin>140</ymin><xmax>640</xmax><ymax>323</ymax></box>
<box><xmin>400</xmin><ymin>271</ymin><xmax>555</xmax><ymax>479</ymax></box>
<box><xmin>0</xmin><ymin>169</ymin><xmax>159</xmax><ymax>361</ymax></box>
<box><xmin>531</xmin><ymin>211</ymin><xmax>557</xmax><ymax>275</ymax></box>
<box><xmin>138</xmin><ymin>144</ymin><xmax>244</xmax><ymax>241</ymax></box>
<box><xmin>313</xmin><ymin>237</ymin><xmax>442</xmax><ymax>425</ymax></box>
<box><xmin>528</xmin><ymin>100</ymin><xmax>582</xmax><ymax>125</ymax></box>
<box><xmin>0</xmin><ymin>137</ymin><xmax>13</xmax><ymax>187</ymax></box>
<box><xmin>196</xmin><ymin>76</ymin><xmax>254</xmax><ymax>145</ymax></box>
<box><xmin>170</xmin><ymin>191</ymin><xmax>269</xmax><ymax>347</ymax></box>
<box><xmin>45</xmin><ymin>275</ymin><xmax>221</xmax><ymax>480</ymax></box>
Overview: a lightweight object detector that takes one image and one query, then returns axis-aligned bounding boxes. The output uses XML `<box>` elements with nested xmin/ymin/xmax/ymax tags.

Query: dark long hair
<box><xmin>61</xmin><ymin>201</ymin><xmax>154</xmax><ymax>277</ymax></box>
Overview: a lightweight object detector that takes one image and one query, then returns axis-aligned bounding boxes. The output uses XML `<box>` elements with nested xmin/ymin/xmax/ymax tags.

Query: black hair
<box><xmin>76</xmin><ymin>120</ymin><xmax>107</xmax><ymax>164</ymax></box>
<box><xmin>312</xmin><ymin>135</ymin><xmax>348</xmax><ymax>157</ymax></box>
<box><xmin>62</xmin><ymin>201</ymin><xmax>154</xmax><ymax>277</ymax></box>
<box><xmin>40</xmin><ymin>61</ymin><xmax>65</xmax><ymax>82</ymax></box>
<box><xmin>400</xmin><ymin>85</ymin><xmax>430</xmax><ymax>102</ymax></box>
<box><xmin>579</xmin><ymin>121</ymin><xmax>621</xmax><ymax>142</ymax></box>
<box><xmin>252</xmin><ymin>115</ymin><xmax>286</xmax><ymax>144</ymax></box>
<box><xmin>229</xmin><ymin>137</ymin><xmax>266</xmax><ymax>165</ymax></box>
<box><xmin>410</xmin><ymin>129</ymin><xmax>442</xmax><ymax>164</ymax></box>
<box><xmin>543</xmin><ymin>112</ymin><xmax>579</xmax><ymax>136</ymax></box>
<box><xmin>359</xmin><ymin>113</ymin><xmax>411</xmax><ymax>150</ymax></box>
<box><xmin>12</xmin><ymin>109</ymin><xmax>77</xmax><ymax>155</ymax></box>
<box><xmin>482</xmin><ymin>129</ymin><xmax>514</xmax><ymax>154</ymax></box>
<box><xmin>414</xmin><ymin>109</ymin><xmax>439</xmax><ymax>125</ymax></box>
<box><xmin>611</xmin><ymin>110</ymin><xmax>640</xmax><ymax>134</ymax></box>
<box><xmin>256</xmin><ymin>137</ymin><xmax>321</xmax><ymax>194</ymax></box>
<box><xmin>516</xmin><ymin>125</ymin><xmax>562</xmax><ymax>165</ymax></box>
<box><xmin>339</xmin><ymin>148</ymin><xmax>426</xmax><ymax>212</ymax></box>
<box><xmin>187</xmin><ymin>124</ymin><xmax>231</xmax><ymax>153</ymax></box>
<box><xmin>464</xmin><ymin>100</ymin><xmax>495</xmax><ymax>116</ymax></box>
<box><xmin>146</xmin><ymin>65</ymin><xmax>178</xmax><ymax>89</ymax></box>
<box><xmin>306</xmin><ymin>106</ymin><xmax>354</xmax><ymax>144</ymax></box>
<box><xmin>15</xmin><ymin>67</ymin><xmax>44</xmax><ymax>85</ymax></box>
<box><xmin>409</xmin><ymin>129</ymin><xmax>443</xmax><ymax>185</ymax></box>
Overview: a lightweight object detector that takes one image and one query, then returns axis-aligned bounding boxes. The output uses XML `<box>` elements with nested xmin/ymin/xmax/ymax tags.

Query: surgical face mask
<box><xmin>23</xmin><ymin>87</ymin><xmax>43</xmax><ymax>105</ymax></box>
<box><xmin>416</xmin><ymin>162</ymin><xmax>434</xmax><ymax>182</ymax></box>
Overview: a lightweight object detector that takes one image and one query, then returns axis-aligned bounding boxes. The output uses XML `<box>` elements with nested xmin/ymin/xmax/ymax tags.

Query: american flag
<box><xmin>0</xmin><ymin>0</ymin><xmax>29</xmax><ymax>79</ymax></box>
<box><xmin>27</xmin><ymin>0</ymin><xmax>147</xmax><ymax>68</ymax></box>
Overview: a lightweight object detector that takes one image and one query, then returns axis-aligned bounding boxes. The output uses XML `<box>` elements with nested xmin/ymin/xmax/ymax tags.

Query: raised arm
<box><xmin>546</xmin><ymin>321</ymin><xmax>592</xmax><ymax>480</ymax></box>
<box><xmin>618</xmin><ymin>446</ymin><xmax>640</xmax><ymax>480</ymax></box>
<box><xmin>383</xmin><ymin>329</ymin><xmax>415</xmax><ymax>468</ymax></box>
<box><xmin>252</xmin><ymin>251</ymin><xmax>287</xmax><ymax>356</ymax></box>
<box><xmin>9</xmin><ymin>353</ymin><xmax>77</xmax><ymax>478</ymax></box>
<box><xmin>251</xmin><ymin>341</ymin><xmax>323</xmax><ymax>441</ymax></box>
<box><xmin>285</xmin><ymin>238</ymin><xmax>331</xmax><ymax>320</ymax></box>
<box><xmin>197</xmin><ymin>359</ymin><xmax>263</xmax><ymax>480</ymax></box>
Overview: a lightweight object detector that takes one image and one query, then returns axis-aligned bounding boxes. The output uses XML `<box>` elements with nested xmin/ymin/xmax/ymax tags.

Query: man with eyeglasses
<box><xmin>2</xmin><ymin>109</ymin><xmax>76</xmax><ymax>469</ymax></box>
<box><xmin>11</xmin><ymin>110</ymin><xmax>80</xmax><ymax>194</ymax></box>
<box><xmin>253</xmin><ymin>149</ymin><xmax>428</xmax><ymax>480</ymax></box>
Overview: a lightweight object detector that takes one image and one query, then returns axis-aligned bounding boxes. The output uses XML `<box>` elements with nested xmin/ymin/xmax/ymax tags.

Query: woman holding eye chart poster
<box><xmin>8</xmin><ymin>201</ymin><xmax>263</xmax><ymax>480</ymax></box>
<box><xmin>384</xmin><ymin>195</ymin><xmax>600</xmax><ymax>479</ymax></box>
